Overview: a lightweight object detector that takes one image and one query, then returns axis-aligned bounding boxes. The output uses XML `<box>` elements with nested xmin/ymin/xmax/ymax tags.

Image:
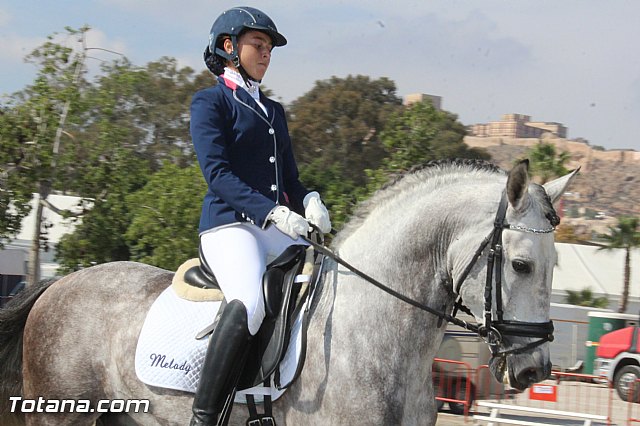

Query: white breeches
<box><xmin>200</xmin><ymin>223</ymin><xmax>307</xmax><ymax>335</ymax></box>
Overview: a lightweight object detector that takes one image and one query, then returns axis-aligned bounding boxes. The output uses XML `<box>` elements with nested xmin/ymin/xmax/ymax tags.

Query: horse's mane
<box><xmin>334</xmin><ymin>159</ymin><xmax>505</xmax><ymax>245</ymax></box>
<box><xmin>380</xmin><ymin>158</ymin><xmax>504</xmax><ymax>191</ymax></box>
<box><xmin>334</xmin><ymin>158</ymin><xmax>561</xmax><ymax>247</ymax></box>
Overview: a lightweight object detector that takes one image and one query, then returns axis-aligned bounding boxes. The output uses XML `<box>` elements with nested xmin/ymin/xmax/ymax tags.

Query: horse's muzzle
<box><xmin>508</xmin><ymin>360</ymin><xmax>552</xmax><ymax>390</ymax></box>
<box><xmin>489</xmin><ymin>348</ymin><xmax>552</xmax><ymax>391</ymax></box>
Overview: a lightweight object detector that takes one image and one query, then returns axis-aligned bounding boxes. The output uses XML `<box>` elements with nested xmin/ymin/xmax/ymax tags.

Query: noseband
<box><xmin>302</xmin><ymin>191</ymin><xmax>556</xmax><ymax>357</ymax></box>
<box><xmin>453</xmin><ymin>191</ymin><xmax>555</xmax><ymax>357</ymax></box>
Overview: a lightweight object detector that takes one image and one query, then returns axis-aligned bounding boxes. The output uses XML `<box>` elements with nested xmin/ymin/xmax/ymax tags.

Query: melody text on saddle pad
<box><xmin>149</xmin><ymin>353</ymin><xmax>193</xmax><ymax>375</ymax></box>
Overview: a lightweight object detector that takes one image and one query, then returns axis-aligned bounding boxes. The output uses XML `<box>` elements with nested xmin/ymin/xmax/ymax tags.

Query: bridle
<box><xmin>302</xmin><ymin>190</ymin><xmax>556</xmax><ymax>358</ymax></box>
<box><xmin>451</xmin><ymin>191</ymin><xmax>555</xmax><ymax>357</ymax></box>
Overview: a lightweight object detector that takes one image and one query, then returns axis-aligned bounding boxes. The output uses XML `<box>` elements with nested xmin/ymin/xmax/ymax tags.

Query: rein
<box><xmin>301</xmin><ymin>236</ymin><xmax>481</xmax><ymax>334</ymax></box>
<box><xmin>302</xmin><ymin>191</ymin><xmax>556</xmax><ymax>357</ymax></box>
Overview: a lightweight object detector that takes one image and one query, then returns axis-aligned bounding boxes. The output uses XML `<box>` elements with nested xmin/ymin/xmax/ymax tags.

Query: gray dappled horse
<box><xmin>0</xmin><ymin>159</ymin><xmax>578</xmax><ymax>425</ymax></box>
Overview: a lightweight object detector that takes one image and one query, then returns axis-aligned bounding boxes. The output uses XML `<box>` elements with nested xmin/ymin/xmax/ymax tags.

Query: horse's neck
<box><xmin>319</xmin><ymin>180</ymin><xmax>498</xmax><ymax>343</ymax></box>
<box><xmin>282</xmin><ymin>180</ymin><xmax>501</xmax><ymax>419</ymax></box>
<box><xmin>314</xmin><ymin>205</ymin><xmax>463</xmax><ymax>348</ymax></box>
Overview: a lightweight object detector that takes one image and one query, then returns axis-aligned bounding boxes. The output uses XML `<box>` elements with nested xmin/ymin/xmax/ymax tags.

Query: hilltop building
<box><xmin>403</xmin><ymin>93</ymin><xmax>442</xmax><ymax>110</ymax></box>
<box><xmin>470</xmin><ymin>113</ymin><xmax>567</xmax><ymax>139</ymax></box>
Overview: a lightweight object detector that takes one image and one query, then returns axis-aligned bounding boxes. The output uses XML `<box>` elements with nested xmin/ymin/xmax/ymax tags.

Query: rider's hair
<box><xmin>205</xmin><ymin>35</ymin><xmax>233</xmax><ymax>76</ymax></box>
<box><xmin>205</xmin><ymin>50</ymin><xmax>226</xmax><ymax>75</ymax></box>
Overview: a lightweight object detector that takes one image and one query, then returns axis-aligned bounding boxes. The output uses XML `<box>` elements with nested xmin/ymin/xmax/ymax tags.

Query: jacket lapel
<box><xmin>219</xmin><ymin>76</ymin><xmax>270</xmax><ymax>118</ymax></box>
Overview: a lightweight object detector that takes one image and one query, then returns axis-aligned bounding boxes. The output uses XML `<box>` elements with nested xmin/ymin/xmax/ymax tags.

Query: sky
<box><xmin>1</xmin><ymin>1</ymin><xmax>639</xmax><ymax>151</ymax></box>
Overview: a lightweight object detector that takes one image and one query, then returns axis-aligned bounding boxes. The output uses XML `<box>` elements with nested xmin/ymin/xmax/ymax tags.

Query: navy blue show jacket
<box><xmin>191</xmin><ymin>76</ymin><xmax>309</xmax><ymax>233</ymax></box>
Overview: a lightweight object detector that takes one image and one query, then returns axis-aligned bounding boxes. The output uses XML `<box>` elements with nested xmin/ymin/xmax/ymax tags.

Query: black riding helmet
<box><xmin>204</xmin><ymin>6</ymin><xmax>286</xmax><ymax>76</ymax></box>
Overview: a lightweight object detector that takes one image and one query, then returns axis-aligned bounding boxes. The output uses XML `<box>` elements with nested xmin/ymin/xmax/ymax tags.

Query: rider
<box><xmin>190</xmin><ymin>6</ymin><xmax>332</xmax><ymax>425</ymax></box>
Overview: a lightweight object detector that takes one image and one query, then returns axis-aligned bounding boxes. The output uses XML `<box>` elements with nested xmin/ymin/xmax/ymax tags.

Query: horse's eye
<box><xmin>512</xmin><ymin>260</ymin><xmax>531</xmax><ymax>274</ymax></box>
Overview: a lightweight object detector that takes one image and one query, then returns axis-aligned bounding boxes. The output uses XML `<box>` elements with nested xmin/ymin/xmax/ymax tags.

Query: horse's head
<box><xmin>455</xmin><ymin>160</ymin><xmax>578</xmax><ymax>390</ymax></box>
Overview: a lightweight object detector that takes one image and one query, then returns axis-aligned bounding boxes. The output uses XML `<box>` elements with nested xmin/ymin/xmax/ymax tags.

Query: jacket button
<box><xmin>270</xmin><ymin>184</ymin><xmax>277</xmax><ymax>191</ymax></box>
<box><xmin>269</xmin><ymin>156</ymin><xmax>275</xmax><ymax>163</ymax></box>
<box><xmin>268</xmin><ymin>128</ymin><xmax>275</xmax><ymax>135</ymax></box>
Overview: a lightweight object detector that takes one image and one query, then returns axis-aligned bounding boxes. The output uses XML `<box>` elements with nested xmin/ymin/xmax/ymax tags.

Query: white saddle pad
<box><xmin>135</xmin><ymin>285</ymin><xmax>305</xmax><ymax>402</ymax></box>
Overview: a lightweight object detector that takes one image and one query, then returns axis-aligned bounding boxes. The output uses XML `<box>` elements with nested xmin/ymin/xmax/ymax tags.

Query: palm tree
<box><xmin>599</xmin><ymin>217</ymin><xmax>640</xmax><ymax>313</ymax></box>
<box><xmin>526</xmin><ymin>142</ymin><xmax>571</xmax><ymax>184</ymax></box>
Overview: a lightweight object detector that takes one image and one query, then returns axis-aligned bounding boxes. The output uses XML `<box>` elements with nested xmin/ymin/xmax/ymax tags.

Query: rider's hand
<box><xmin>303</xmin><ymin>192</ymin><xmax>332</xmax><ymax>234</ymax></box>
<box><xmin>269</xmin><ymin>206</ymin><xmax>310</xmax><ymax>239</ymax></box>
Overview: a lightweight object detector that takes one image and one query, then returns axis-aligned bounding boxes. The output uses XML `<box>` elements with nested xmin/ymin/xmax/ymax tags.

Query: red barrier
<box><xmin>433</xmin><ymin>358</ymin><xmax>640</xmax><ymax>424</ymax></box>
<box><xmin>628</xmin><ymin>379</ymin><xmax>640</xmax><ymax>425</ymax></box>
<box><xmin>475</xmin><ymin>364</ymin><xmax>513</xmax><ymax>402</ymax></box>
<box><xmin>475</xmin><ymin>369</ymin><xmax>614</xmax><ymax>425</ymax></box>
<box><xmin>432</xmin><ymin>358</ymin><xmax>474</xmax><ymax>417</ymax></box>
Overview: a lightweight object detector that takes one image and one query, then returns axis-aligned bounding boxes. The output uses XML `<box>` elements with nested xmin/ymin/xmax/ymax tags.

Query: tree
<box><xmin>124</xmin><ymin>163</ymin><xmax>203</xmax><ymax>271</ymax></box>
<box><xmin>54</xmin><ymin>58</ymin><xmax>158</xmax><ymax>273</ymax></box>
<box><xmin>565</xmin><ymin>287</ymin><xmax>609</xmax><ymax>308</ymax></box>
<box><xmin>55</xmin><ymin>61</ymin><xmax>214</xmax><ymax>272</ymax></box>
<box><xmin>126</xmin><ymin>57</ymin><xmax>213</xmax><ymax>169</ymax></box>
<box><xmin>367</xmin><ymin>100</ymin><xmax>489</xmax><ymax>191</ymax></box>
<box><xmin>1</xmin><ymin>27</ymin><xmax>215</xmax><ymax>278</ymax></box>
<box><xmin>288</xmin><ymin>75</ymin><xmax>403</xmax><ymax>187</ymax></box>
<box><xmin>299</xmin><ymin>162</ymin><xmax>362</xmax><ymax>228</ymax></box>
<box><xmin>598</xmin><ymin>217</ymin><xmax>640</xmax><ymax>313</ymax></box>
<box><xmin>0</xmin><ymin>26</ymin><xmax>91</xmax><ymax>285</ymax></box>
<box><xmin>0</xmin><ymin>107</ymin><xmax>37</xmax><ymax>243</ymax></box>
<box><xmin>55</xmin><ymin>58</ymin><xmax>216</xmax><ymax>269</ymax></box>
<box><xmin>55</xmin><ymin>149</ymin><xmax>150</xmax><ymax>273</ymax></box>
<box><xmin>525</xmin><ymin>142</ymin><xmax>571</xmax><ymax>184</ymax></box>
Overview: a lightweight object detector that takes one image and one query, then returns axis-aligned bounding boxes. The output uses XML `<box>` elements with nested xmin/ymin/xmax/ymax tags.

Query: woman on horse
<box><xmin>190</xmin><ymin>6</ymin><xmax>332</xmax><ymax>425</ymax></box>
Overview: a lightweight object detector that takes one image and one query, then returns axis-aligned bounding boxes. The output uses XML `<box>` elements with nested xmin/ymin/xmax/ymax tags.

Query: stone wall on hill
<box><xmin>463</xmin><ymin>135</ymin><xmax>639</xmax><ymax>219</ymax></box>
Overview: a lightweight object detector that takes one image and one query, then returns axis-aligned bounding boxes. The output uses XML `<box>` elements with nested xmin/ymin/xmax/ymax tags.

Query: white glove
<box><xmin>303</xmin><ymin>191</ymin><xmax>332</xmax><ymax>234</ymax></box>
<box><xmin>269</xmin><ymin>206</ymin><xmax>310</xmax><ymax>239</ymax></box>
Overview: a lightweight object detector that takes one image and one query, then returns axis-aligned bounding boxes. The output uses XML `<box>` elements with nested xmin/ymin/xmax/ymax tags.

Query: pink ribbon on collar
<box><xmin>221</xmin><ymin>75</ymin><xmax>238</xmax><ymax>90</ymax></box>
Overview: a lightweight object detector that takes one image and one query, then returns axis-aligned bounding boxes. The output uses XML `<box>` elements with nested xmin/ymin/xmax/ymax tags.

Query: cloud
<box><xmin>0</xmin><ymin>33</ymin><xmax>44</xmax><ymax>96</ymax></box>
<box><xmin>2</xmin><ymin>0</ymin><xmax>638</xmax><ymax>150</ymax></box>
<box><xmin>0</xmin><ymin>33</ymin><xmax>44</xmax><ymax>64</ymax></box>
<box><xmin>74</xmin><ymin>28</ymin><xmax>128</xmax><ymax>83</ymax></box>
<box><xmin>0</xmin><ymin>27</ymin><xmax>130</xmax><ymax>95</ymax></box>
<box><xmin>97</xmin><ymin>0</ymin><xmax>214</xmax><ymax>27</ymax></box>
<box><xmin>84</xmin><ymin>28</ymin><xmax>129</xmax><ymax>60</ymax></box>
<box><xmin>264</xmin><ymin>7</ymin><xmax>532</xmax><ymax>104</ymax></box>
<box><xmin>0</xmin><ymin>7</ymin><xmax>10</xmax><ymax>27</ymax></box>
<box><xmin>0</xmin><ymin>27</ymin><xmax>128</xmax><ymax>65</ymax></box>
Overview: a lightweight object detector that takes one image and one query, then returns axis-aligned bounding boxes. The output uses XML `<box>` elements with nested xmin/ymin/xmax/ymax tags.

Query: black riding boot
<box><xmin>190</xmin><ymin>299</ymin><xmax>252</xmax><ymax>426</ymax></box>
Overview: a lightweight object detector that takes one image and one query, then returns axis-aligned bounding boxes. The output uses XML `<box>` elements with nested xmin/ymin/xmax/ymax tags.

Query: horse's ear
<box><xmin>543</xmin><ymin>167</ymin><xmax>581</xmax><ymax>205</ymax></box>
<box><xmin>506</xmin><ymin>159</ymin><xmax>530</xmax><ymax>211</ymax></box>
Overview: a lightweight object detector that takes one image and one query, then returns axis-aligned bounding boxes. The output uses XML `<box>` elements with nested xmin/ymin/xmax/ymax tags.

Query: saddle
<box><xmin>180</xmin><ymin>242</ymin><xmax>320</xmax><ymax>390</ymax></box>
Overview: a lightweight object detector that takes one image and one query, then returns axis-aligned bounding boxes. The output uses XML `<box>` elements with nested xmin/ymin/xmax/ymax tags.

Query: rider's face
<box><xmin>225</xmin><ymin>30</ymin><xmax>273</xmax><ymax>81</ymax></box>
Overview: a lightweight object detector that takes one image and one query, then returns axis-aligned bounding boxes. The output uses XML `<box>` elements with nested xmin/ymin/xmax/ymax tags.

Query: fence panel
<box><xmin>433</xmin><ymin>359</ymin><xmax>640</xmax><ymax>425</ymax></box>
<box><xmin>432</xmin><ymin>358</ymin><xmax>474</xmax><ymax>416</ymax></box>
<box><xmin>628</xmin><ymin>379</ymin><xmax>640</xmax><ymax>425</ymax></box>
<box><xmin>473</xmin><ymin>369</ymin><xmax>615</xmax><ymax>425</ymax></box>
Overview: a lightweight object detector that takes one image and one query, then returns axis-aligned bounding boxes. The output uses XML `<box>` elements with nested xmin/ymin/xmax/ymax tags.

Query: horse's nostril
<box><xmin>517</xmin><ymin>367</ymin><xmax>539</xmax><ymax>387</ymax></box>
